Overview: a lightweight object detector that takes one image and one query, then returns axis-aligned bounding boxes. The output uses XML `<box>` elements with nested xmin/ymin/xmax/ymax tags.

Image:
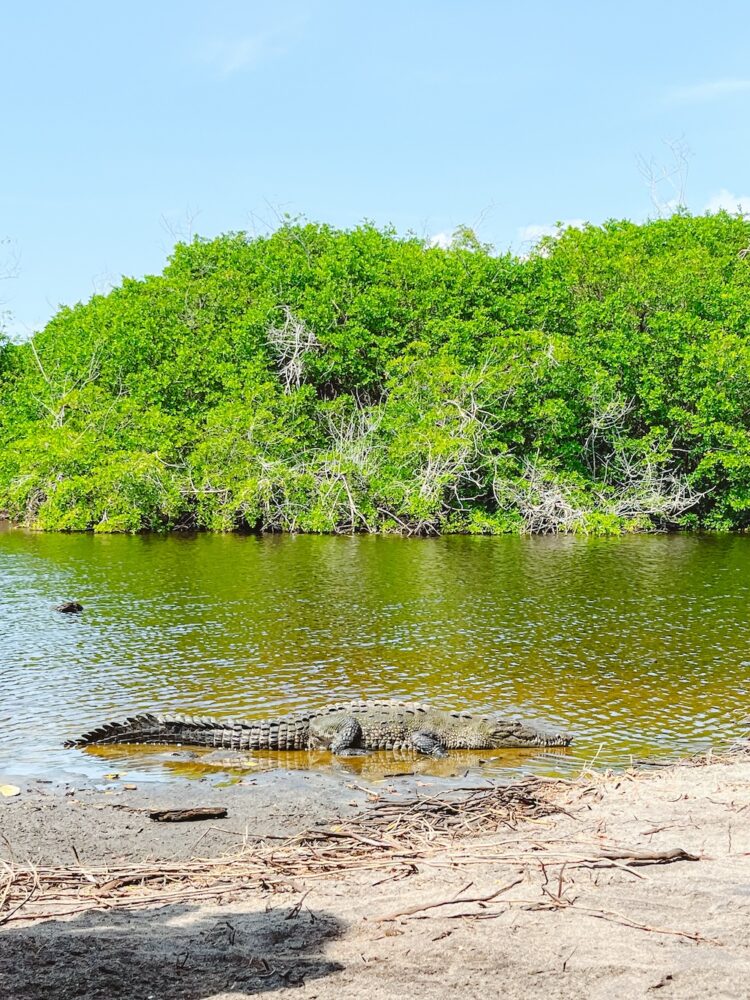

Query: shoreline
<box><xmin>2</xmin><ymin>517</ymin><xmax>742</xmax><ymax>537</ymax></box>
<box><xmin>3</xmin><ymin>749</ymin><xmax>750</xmax><ymax>998</ymax></box>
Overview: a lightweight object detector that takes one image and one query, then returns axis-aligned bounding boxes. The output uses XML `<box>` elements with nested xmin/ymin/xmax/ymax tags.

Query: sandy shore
<box><xmin>2</xmin><ymin>751</ymin><xmax>750</xmax><ymax>999</ymax></box>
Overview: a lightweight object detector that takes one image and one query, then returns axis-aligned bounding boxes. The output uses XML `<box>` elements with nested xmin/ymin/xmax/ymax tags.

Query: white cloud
<box><xmin>666</xmin><ymin>78</ymin><xmax>750</xmax><ymax>105</ymax></box>
<box><xmin>517</xmin><ymin>219</ymin><xmax>586</xmax><ymax>244</ymax></box>
<box><xmin>704</xmin><ymin>188</ymin><xmax>750</xmax><ymax>216</ymax></box>
<box><xmin>517</xmin><ymin>223</ymin><xmax>558</xmax><ymax>243</ymax></box>
<box><xmin>201</xmin><ymin>32</ymin><xmax>281</xmax><ymax>76</ymax></box>
<box><xmin>196</xmin><ymin>13</ymin><xmax>309</xmax><ymax>76</ymax></box>
<box><xmin>428</xmin><ymin>232</ymin><xmax>453</xmax><ymax>249</ymax></box>
<box><xmin>205</xmin><ymin>36</ymin><xmax>268</xmax><ymax>75</ymax></box>
<box><xmin>660</xmin><ymin>198</ymin><xmax>682</xmax><ymax>216</ymax></box>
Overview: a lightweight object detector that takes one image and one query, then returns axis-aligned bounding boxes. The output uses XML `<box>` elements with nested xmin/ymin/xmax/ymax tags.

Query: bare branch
<box><xmin>637</xmin><ymin>138</ymin><xmax>692</xmax><ymax>218</ymax></box>
<box><xmin>267</xmin><ymin>307</ymin><xmax>320</xmax><ymax>391</ymax></box>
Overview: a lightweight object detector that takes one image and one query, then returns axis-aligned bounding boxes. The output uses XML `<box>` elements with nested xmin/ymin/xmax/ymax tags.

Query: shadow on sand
<box><xmin>2</xmin><ymin>897</ymin><xmax>345</xmax><ymax>999</ymax></box>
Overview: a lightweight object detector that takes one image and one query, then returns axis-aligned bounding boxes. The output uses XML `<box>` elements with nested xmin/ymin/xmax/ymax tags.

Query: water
<box><xmin>1</xmin><ymin>528</ymin><xmax>748</xmax><ymax>782</ymax></box>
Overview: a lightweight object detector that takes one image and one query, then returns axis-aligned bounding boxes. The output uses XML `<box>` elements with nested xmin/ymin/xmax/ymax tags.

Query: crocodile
<box><xmin>64</xmin><ymin>700</ymin><xmax>572</xmax><ymax>757</ymax></box>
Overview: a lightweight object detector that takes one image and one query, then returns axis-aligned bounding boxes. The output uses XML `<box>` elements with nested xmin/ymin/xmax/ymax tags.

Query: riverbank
<box><xmin>3</xmin><ymin>748</ymin><xmax>750</xmax><ymax>999</ymax></box>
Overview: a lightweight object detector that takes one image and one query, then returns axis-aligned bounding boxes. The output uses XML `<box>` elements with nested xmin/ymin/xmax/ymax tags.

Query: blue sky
<box><xmin>3</xmin><ymin>1</ymin><xmax>750</xmax><ymax>335</ymax></box>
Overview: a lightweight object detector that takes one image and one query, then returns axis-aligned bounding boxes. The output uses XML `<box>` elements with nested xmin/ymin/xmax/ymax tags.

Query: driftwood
<box><xmin>149</xmin><ymin>807</ymin><xmax>228</xmax><ymax>823</ymax></box>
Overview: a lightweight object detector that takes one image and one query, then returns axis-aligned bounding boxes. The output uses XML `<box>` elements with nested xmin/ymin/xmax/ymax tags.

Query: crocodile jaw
<box><xmin>488</xmin><ymin>722</ymin><xmax>573</xmax><ymax>749</ymax></box>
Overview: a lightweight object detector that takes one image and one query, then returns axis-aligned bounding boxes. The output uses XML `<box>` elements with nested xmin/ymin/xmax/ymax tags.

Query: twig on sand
<box><xmin>596</xmin><ymin>847</ymin><xmax>699</xmax><ymax>865</ymax></box>
<box><xmin>0</xmin><ymin>781</ymin><xmax>556</xmax><ymax>923</ymax></box>
<box><xmin>560</xmin><ymin>902</ymin><xmax>718</xmax><ymax>945</ymax></box>
<box><xmin>377</xmin><ymin>874</ymin><xmax>524</xmax><ymax>921</ymax></box>
<box><xmin>0</xmin><ymin>775</ymin><xmax>709</xmax><ymax>933</ymax></box>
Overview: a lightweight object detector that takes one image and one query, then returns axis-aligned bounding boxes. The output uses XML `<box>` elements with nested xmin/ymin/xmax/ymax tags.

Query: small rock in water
<box><xmin>54</xmin><ymin>601</ymin><xmax>84</xmax><ymax>614</ymax></box>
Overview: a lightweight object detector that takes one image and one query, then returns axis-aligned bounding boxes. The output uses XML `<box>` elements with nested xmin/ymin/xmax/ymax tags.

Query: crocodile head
<box><xmin>485</xmin><ymin>718</ymin><xmax>572</xmax><ymax>749</ymax></box>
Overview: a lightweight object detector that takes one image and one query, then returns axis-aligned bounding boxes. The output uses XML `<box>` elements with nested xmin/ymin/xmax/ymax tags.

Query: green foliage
<box><xmin>3</xmin><ymin>213</ymin><xmax>750</xmax><ymax>533</ymax></box>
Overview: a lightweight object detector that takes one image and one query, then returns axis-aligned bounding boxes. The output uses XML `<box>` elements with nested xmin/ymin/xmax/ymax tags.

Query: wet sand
<box><xmin>0</xmin><ymin>767</ymin><xmax>374</xmax><ymax>866</ymax></box>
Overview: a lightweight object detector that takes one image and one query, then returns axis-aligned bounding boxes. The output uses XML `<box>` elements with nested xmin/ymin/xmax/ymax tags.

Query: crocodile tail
<box><xmin>64</xmin><ymin>713</ymin><xmax>312</xmax><ymax>750</ymax></box>
<box><xmin>63</xmin><ymin>713</ymin><xmax>232</xmax><ymax>748</ymax></box>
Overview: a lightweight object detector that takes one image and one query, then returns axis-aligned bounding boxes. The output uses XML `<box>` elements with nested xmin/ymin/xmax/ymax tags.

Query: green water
<box><xmin>1</xmin><ymin>528</ymin><xmax>748</xmax><ymax>782</ymax></box>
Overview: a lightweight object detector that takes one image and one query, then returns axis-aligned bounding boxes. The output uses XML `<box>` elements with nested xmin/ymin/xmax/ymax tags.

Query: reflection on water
<box><xmin>1</xmin><ymin>528</ymin><xmax>748</xmax><ymax>782</ymax></box>
<box><xmin>81</xmin><ymin>742</ymin><xmax>574</xmax><ymax>783</ymax></box>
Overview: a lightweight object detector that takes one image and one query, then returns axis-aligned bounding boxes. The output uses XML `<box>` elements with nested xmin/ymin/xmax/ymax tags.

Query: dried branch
<box><xmin>267</xmin><ymin>306</ymin><xmax>320</xmax><ymax>391</ymax></box>
<box><xmin>637</xmin><ymin>137</ymin><xmax>692</xmax><ymax>218</ymax></box>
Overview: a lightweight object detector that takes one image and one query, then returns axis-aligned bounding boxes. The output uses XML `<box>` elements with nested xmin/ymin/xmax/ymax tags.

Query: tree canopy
<box><xmin>2</xmin><ymin>212</ymin><xmax>750</xmax><ymax>534</ymax></box>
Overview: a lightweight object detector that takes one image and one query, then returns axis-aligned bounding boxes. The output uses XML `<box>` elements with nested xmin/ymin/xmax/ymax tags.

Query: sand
<box><xmin>2</xmin><ymin>751</ymin><xmax>750</xmax><ymax>1000</ymax></box>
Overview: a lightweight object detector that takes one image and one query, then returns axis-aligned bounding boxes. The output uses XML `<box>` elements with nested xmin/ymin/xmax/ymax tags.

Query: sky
<box><xmin>2</xmin><ymin>0</ymin><xmax>750</xmax><ymax>336</ymax></box>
